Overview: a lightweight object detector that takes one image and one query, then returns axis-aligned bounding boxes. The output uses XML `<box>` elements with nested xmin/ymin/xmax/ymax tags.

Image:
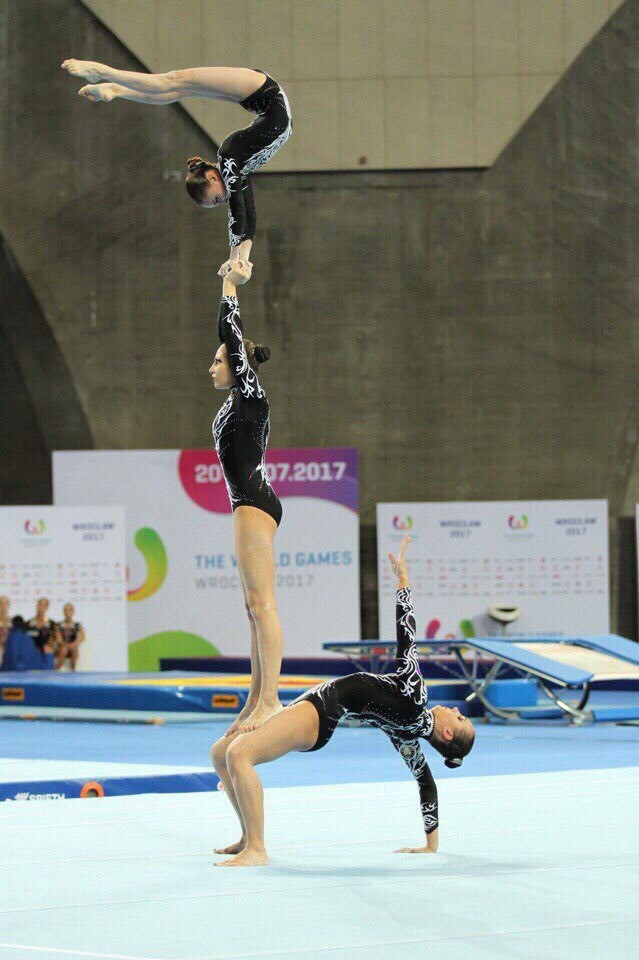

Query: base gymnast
<box><xmin>210</xmin><ymin>263</ymin><xmax>284</xmax><ymax>733</ymax></box>
<box><xmin>211</xmin><ymin>536</ymin><xmax>476</xmax><ymax>866</ymax></box>
<box><xmin>61</xmin><ymin>61</ymin><xmax>292</xmax><ymax>277</ymax></box>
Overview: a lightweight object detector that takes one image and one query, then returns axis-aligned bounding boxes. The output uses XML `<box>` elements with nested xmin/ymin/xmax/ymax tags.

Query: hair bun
<box><xmin>187</xmin><ymin>156</ymin><xmax>205</xmax><ymax>171</ymax></box>
<box><xmin>444</xmin><ymin>757</ymin><xmax>463</xmax><ymax>769</ymax></box>
<box><xmin>254</xmin><ymin>345</ymin><xmax>271</xmax><ymax>364</ymax></box>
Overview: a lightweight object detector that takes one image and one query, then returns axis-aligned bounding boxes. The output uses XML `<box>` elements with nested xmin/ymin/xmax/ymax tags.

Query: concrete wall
<box><xmin>82</xmin><ymin>0</ymin><xmax>623</xmax><ymax>169</ymax></box>
<box><xmin>1</xmin><ymin>0</ymin><xmax>638</xmax><ymax>633</ymax></box>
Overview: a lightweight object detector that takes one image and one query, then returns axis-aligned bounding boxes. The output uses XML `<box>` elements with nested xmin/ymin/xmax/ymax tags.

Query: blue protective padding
<box><xmin>485</xmin><ymin>679</ymin><xmax>538</xmax><ymax>707</ymax></box>
<box><xmin>0</xmin><ymin>672</ymin><xmax>252</xmax><ymax>713</ymax></box>
<box><xmin>571</xmin><ymin>634</ymin><xmax>639</xmax><ymax>666</ymax></box>
<box><xmin>0</xmin><ymin>671</ymin><xmax>332</xmax><ymax>714</ymax></box>
<box><xmin>0</xmin><ymin>769</ymin><xmax>219</xmax><ymax>802</ymax></box>
<box><xmin>591</xmin><ymin>706</ymin><xmax>639</xmax><ymax>721</ymax></box>
<box><xmin>469</xmin><ymin>640</ymin><xmax>592</xmax><ymax>684</ymax></box>
<box><xmin>161</xmin><ymin>656</ymin><xmax>360</xmax><ymax>677</ymax></box>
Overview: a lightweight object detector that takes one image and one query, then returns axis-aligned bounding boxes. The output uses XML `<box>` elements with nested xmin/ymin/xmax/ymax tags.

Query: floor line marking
<box><xmin>0</xmin><ymin>860</ymin><xmax>635</xmax><ymax>916</ymax></box>
<box><xmin>191</xmin><ymin>917</ymin><xmax>639</xmax><ymax>960</ymax></box>
<box><xmin>0</xmin><ymin>942</ymin><xmax>172</xmax><ymax>960</ymax></box>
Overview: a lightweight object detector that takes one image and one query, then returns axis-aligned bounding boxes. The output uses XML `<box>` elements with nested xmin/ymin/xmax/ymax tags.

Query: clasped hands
<box><xmin>218</xmin><ymin>258</ymin><xmax>252</xmax><ymax>285</ymax></box>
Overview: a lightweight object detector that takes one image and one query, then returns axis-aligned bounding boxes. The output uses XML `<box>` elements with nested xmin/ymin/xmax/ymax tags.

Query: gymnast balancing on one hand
<box><xmin>210</xmin><ymin>261</ymin><xmax>284</xmax><ymax>734</ymax></box>
<box><xmin>61</xmin><ymin>61</ymin><xmax>292</xmax><ymax>278</ymax></box>
<box><xmin>210</xmin><ymin>535</ymin><xmax>476</xmax><ymax>867</ymax></box>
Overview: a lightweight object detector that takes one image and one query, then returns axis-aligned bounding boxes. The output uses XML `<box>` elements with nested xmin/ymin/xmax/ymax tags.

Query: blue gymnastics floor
<box><xmin>0</xmin><ymin>767</ymin><xmax>637</xmax><ymax>960</ymax></box>
<box><xmin>1</xmin><ymin>718</ymin><xmax>638</xmax><ymax>958</ymax></box>
<box><xmin>1</xmin><ymin>716</ymin><xmax>639</xmax><ymax>788</ymax></box>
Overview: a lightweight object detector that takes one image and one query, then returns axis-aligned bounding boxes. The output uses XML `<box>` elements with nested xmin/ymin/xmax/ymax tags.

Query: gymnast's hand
<box><xmin>388</xmin><ymin>534</ymin><xmax>411</xmax><ymax>587</ymax></box>
<box><xmin>218</xmin><ymin>258</ymin><xmax>252</xmax><ymax>280</ymax></box>
<box><xmin>61</xmin><ymin>60</ymin><xmax>105</xmax><ymax>83</ymax></box>
<box><xmin>224</xmin><ymin>261</ymin><xmax>253</xmax><ymax>285</ymax></box>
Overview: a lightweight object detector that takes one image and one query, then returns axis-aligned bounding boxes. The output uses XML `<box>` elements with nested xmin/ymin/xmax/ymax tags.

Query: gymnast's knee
<box><xmin>226</xmin><ymin>738</ymin><xmax>252</xmax><ymax>777</ymax></box>
<box><xmin>211</xmin><ymin>738</ymin><xmax>229</xmax><ymax>770</ymax></box>
<box><xmin>245</xmin><ymin>591</ymin><xmax>277</xmax><ymax>621</ymax></box>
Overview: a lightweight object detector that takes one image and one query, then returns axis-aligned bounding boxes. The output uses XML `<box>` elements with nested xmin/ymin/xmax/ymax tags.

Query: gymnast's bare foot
<box><xmin>78</xmin><ymin>83</ymin><xmax>117</xmax><ymax>103</ymax></box>
<box><xmin>237</xmin><ymin>700</ymin><xmax>283</xmax><ymax>733</ymax></box>
<box><xmin>215</xmin><ymin>846</ymin><xmax>268</xmax><ymax>867</ymax></box>
<box><xmin>224</xmin><ymin>698</ymin><xmax>258</xmax><ymax>738</ymax></box>
<box><xmin>214</xmin><ymin>838</ymin><xmax>246</xmax><ymax>855</ymax></box>
<box><xmin>61</xmin><ymin>59</ymin><xmax>105</xmax><ymax>83</ymax></box>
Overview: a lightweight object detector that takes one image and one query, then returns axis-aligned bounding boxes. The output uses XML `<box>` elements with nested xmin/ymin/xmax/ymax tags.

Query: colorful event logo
<box><xmin>127</xmin><ymin>528</ymin><xmax>168</xmax><ymax>602</ymax></box>
<box><xmin>426</xmin><ymin>618</ymin><xmax>475</xmax><ymax>641</ymax></box>
<box><xmin>507</xmin><ymin>514</ymin><xmax>529</xmax><ymax>531</ymax></box>
<box><xmin>24</xmin><ymin>519</ymin><xmax>45</xmax><ymax>536</ymax></box>
<box><xmin>393</xmin><ymin>516</ymin><xmax>413</xmax><ymax>531</ymax></box>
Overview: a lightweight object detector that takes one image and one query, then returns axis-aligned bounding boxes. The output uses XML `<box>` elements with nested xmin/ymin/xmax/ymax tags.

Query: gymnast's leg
<box><xmin>223</xmin><ymin>579</ymin><xmax>262</xmax><ymax>738</ymax></box>
<box><xmin>217</xmin><ymin>701</ymin><xmax>320</xmax><ymax>866</ymax></box>
<box><xmin>61</xmin><ymin>61</ymin><xmax>264</xmax><ymax>104</ymax></box>
<box><xmin>211</xmin><ymin>730</ymin><xmax>248</xmax><ymax>855</ymax></box>
<box><xmin>233</xmin><ymin>505</ymin><xmax>284</xmax><ymax>732</ymax></box>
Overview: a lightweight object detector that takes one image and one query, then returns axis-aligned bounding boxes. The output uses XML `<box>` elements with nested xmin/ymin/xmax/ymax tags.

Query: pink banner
<box><xmin>179</xmin><ymin>447</ymin><xmax>358</xmax><ymax>515</ymax></box>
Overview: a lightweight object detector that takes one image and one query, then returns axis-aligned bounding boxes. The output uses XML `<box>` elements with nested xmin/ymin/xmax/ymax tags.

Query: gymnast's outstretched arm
<box><xmin>62</xmin><ymin>61</ymin><xmax>263</xmax><ymax>102</ymax></box>
<box><xmin>388</xmin><ymin>536</ymin><xmax>421</xmax><ymax>673</ymax></box>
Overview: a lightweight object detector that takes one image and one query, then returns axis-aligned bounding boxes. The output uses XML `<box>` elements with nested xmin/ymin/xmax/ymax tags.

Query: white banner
<box><xmin>0</xmin><ymin>506</ymin><xmax>127</xmax><ymax>670</ymax></box>
<box><xmin>377</xmin><ymin>500</ymin><xmax>609</xmax><ymax>641</ymax></box>
<box><xmin>53</xmin><ymin>449</ymin><xmax>360</xmax><ymax>669</ymax></box>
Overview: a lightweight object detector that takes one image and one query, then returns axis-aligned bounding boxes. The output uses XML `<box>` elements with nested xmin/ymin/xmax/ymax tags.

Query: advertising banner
<box><xmin>54</xmin><ymin>449</ymin><xmax>359</xmax><ymax>669</ymax></box>
<box><xmin>0</xmin><ymin>506</ymin><xmax>127</xmax><ymax>669</ymax></box>
<box><xmin>377</xmin><ymin>500</ymin><xmax>609</xmax><ymax>641</ymax></box>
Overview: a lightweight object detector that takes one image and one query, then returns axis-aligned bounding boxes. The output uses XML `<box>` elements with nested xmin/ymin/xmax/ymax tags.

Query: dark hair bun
<box><xmin>254</xmin><ymin>345</ymin><xmax>271</xmax><ymax>364</ymax></box>
<box><xmin>187</xmin><ymin>156</ymin><xmax>205</xmax><ymax>171</ymax></box>
<box><xmin>444</xmin><ymin>757</ymin><xmax>463</xmax><ymax>769</ymax></box>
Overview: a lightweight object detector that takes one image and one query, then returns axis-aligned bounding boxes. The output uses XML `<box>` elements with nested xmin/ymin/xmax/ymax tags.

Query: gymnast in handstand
<box><xmin>61</xmin><ymin>61</ymin><xmax>292</xmax><ymax>278</ymax></box>
<box><xmin>210</xmin><ymin>535</ymin><xmax>476</xmax><ymax>866</ymax></box>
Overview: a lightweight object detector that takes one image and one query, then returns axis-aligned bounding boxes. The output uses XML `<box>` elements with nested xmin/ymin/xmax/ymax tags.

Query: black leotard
<box><xmin>218</xmin><ymin>72</ymin><xmax>292</xmax><ymax>248</ymax></box>
<box><xmin>213</xmin><ymin>295</ymin><xmax>282</xmax><ymax>526</ymax></box>
<box><xmin>293</xmin><ymin>588</ymin><xmax>439</xmax><ymax>835</ymax></box>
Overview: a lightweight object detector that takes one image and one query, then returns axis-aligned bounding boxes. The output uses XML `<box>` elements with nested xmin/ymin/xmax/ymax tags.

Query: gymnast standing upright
<box><xmin>206</xmin><ymin>261</ymin><xmax>284</xmax><ymax>733</ymax></box>
<box><xmin>61</xmin><ymin>61</ymin><xmax>292</xmax><ymax>278</ymax></box>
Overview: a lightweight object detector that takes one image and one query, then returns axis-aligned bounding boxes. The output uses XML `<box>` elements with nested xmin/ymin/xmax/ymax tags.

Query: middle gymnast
<box><xmin>210</xmin><ymin>263</ymin><xmax>284</xmax><ymax>734</ymax></box>
<box><xmin>210</xmin><ymin>536</ymin><xmax>476</xmax><ymax>866</ymax></box>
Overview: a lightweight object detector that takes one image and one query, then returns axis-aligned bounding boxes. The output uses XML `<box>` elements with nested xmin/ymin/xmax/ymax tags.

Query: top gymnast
<box><xmin>210</xmin><ymin>535</ymin><xmax>476</xmax><ymax>866</ymax></box>
<box><xmin>61</xmin><ymin>62</ymin><xmax>292</xmax><ymax>278</ymax></box>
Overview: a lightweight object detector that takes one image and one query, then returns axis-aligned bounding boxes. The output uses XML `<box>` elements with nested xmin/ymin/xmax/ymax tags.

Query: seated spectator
<box><xmin>0</xmin><ymin>595</ymin><xmax>10</xmax><ymax>660</ymax></box>
<box><xmin>27</xmin><ymin>597</ymin><xmax>60</xmax><ymax>656</ymax></box>
<box><xmin>1</xmin><ymin>615</ymin><xmax>55</xmax><ymax>671</ymax></box>
<box><xmin>56</xmin><ymin>603</ymin><xmax>85</xmax><ymax>671</ymax></box>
